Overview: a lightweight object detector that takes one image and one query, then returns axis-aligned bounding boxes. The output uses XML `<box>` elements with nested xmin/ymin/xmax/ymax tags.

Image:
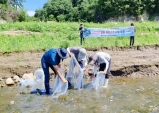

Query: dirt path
<box><xmin>0</xmin><ymin>45</ymin><xmax>159</xmax><ymax>80</ymax></box>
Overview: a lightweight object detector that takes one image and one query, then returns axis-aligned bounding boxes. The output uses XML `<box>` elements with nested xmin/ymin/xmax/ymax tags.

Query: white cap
<box><xmin>78</xmin><ymin>48</ymin><xmax>86</xmax><ymax>61</ymax></box>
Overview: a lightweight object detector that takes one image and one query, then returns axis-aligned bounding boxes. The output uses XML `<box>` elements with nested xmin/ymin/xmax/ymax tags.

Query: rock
<box><xmin>1</xmin><ymin>84</ymin><xmax>5</xmax><ymax>87</ymax></box>
<box><xmin>6</xmin><ymin>78</ymin><xmax>15</xmax><ymax>85</ymax></box>
<box><xmin>22</xmin><ymin>73</ymin><xmax>35</xmax><ymax>80</ymax></box>
<box><xmin>13</xmin><ymin>75</ymin><xmax>20</xmax><ymax>82</ymax></box>
<box><xmin>0</xmin><ymin>77</ymin><xmax>3</xmax><ymax>81</ymax></box>
<box><xmin>10</xmin><ymin>101</ymin><xmax>14</xmax><ymax>105</ymax></box>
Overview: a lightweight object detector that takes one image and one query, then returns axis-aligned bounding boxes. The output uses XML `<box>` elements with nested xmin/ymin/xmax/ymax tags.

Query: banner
<box><xmin>83</xmin><ymin>26</ymin><xmax>134</xmax><ymax>38</ymax></box>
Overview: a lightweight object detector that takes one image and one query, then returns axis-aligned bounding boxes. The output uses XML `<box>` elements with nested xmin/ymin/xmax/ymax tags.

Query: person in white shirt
<box><xmin>88</xmin><ymin>52</ymin><xmax>111</xmax><ymax>87</ymax></box>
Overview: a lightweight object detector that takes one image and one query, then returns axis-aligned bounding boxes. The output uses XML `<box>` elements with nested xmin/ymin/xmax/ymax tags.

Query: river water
<box><xmin>1</xmin><ymin>76</ymin><xmax>159</xmax><ymax>113</ymax></box>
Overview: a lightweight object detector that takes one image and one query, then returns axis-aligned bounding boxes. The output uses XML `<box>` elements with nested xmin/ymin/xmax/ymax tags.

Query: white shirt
<box><xmin>93</xmin><ymin>52</ymin><xmax>111</xmax><ymax>75</ymax></box>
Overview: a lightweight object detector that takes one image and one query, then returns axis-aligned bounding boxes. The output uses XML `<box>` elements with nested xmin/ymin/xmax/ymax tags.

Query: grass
<box><xmin>0</xmin><ymin>21</ymin><xmax>159</xmax><ymax>52</ymax></box>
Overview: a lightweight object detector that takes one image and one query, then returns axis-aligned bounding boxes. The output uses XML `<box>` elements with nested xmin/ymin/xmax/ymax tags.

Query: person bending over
<box><xmin>41</xmin><ymin>48</ymin><xmax>69</xmax><ymax>95</ymax></box>
<box><xmin>88</xmin><ymin>52</ymin><xmax>111</xmax><ymax>87</ymax></box>
<box><xmin>67</xmin><ymin>46</ymin><xmax>87</xmax><ymax>70</ymax></box>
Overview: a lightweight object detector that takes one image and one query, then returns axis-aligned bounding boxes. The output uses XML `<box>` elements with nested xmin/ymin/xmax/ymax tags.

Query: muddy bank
<box><xmin>0</xmin><ymin>45</ymin><xmax>159</xmax><ymax>84</ymax></box>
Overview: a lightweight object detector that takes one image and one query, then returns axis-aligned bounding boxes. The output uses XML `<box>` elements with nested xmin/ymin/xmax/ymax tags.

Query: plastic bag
<box><xmin>84</xmin><ymin>71</ymin><xmax>105</xmax><ymax>90</ymax></box>
<box><xmin>66</xmin><ymin>55</ymin><xmax>84</xmax><ymax>90</ymax></box>
<box><xmin>52</xmin><ymin>68</ymin><xmax>68</xmax><ymax>98</ymax></box>
<box><xmin>34</xmin><ymin>68</ymin><xmax>45</xmax><ymax>89</ymax></box>
<box><xmin>20</xmin><ymin>68</ymin><xmax>45</xmax><ymax>92</ymax></box>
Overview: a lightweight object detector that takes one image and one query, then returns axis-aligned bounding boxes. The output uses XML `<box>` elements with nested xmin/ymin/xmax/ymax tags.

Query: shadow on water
<box><xmin>1</xmin><ymin>76</ymin><xmax>159</xmax><ymax>113</ymax></box>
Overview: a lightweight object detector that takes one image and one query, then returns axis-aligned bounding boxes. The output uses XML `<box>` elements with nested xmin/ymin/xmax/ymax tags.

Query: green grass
<box><xmin>0</xmin><ymin>21</ymin><xmax>159</xmax><ymax>52</ymax></box>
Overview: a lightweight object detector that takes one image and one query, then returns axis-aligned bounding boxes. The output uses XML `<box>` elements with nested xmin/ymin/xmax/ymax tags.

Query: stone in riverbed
<box><xmin>6</xmin><ymin>78</ymin><xmax>14</xmax><ymax>85</ymax></box>
<box><xmin>22</xmin><ymin>73</ymin><xmax>35</xmax><ymax>80</ymax></box>
<box><xmin>13</xmin><ymin>75</ymin><xmax>20</xmax><ymax>82</ymax></box>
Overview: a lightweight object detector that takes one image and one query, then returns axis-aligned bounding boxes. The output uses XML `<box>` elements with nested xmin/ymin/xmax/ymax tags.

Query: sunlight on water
<box><xmin>1</xmin><ymin>76</ymin><xmax>159</xmax><ymax>113</ymax></box>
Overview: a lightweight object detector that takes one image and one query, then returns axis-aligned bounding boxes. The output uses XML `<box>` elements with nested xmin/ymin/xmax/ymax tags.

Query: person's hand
<box><xmin>69</xmin><ymin>53</ymin><xmax>72</xmax><ymax>58</ymax></box>
<box><xmin>103</xmin><ymin>70</ymin><xmax>107</xmax><ymax>75</ymax></box>
<box><xmin>62</xmin><ymin>79</ymin><xmax>67</xmax><ymax>84</ymax></box>
<box><xmin>91</xmin><ymin>75</ymin><xmax>95</xmax><ymax>79</ymax></box>
<box><xmin>82</xmin><ymin>68</ymin><xmax>86</xmax><ymax>71</ymax></box>
<box><xmin>58</xmin><ymin>64</ymin><xmax>61</xmax><ymax>68</ymax></box>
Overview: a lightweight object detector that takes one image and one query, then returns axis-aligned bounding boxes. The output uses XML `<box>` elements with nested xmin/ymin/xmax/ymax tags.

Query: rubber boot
<box><xmin>103</xmin><ymin>79</ymin><xmax>109</xmax><ymax>88</ymax></box>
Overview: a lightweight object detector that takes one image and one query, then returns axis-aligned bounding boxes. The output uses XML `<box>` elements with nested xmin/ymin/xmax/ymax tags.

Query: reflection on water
<box><xmin>1</xmin><ymin>76</ymin><xmax>159</xmax><ymax>113</ymax></box>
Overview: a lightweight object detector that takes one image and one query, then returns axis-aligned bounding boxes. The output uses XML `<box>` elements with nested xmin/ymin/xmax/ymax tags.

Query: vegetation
<box><xmin>34</xmin><ymin>0</ymin><xmax>159</xmax><ymax>22</ymax></box>
<box><xmin>0</xmin><ymin>21</ymin><xmax>158</xmax><ymax>52</ymax></box>
<box><xmin>0</xmin><ymin>0</ymin><xmax>28</xmax><ymax>22</ymax></box>
<box><xmin>0</xmin><ymin>0</ymin><xmax>159</xmax><ymax>22</ymax></box>
<box><xmin>0</xmin><ymin>0</ymin><xmax>158</xmax><ymax>53</ymax></box>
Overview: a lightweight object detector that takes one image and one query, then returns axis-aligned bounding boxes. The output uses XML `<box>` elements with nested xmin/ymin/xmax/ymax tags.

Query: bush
<box><xmin>18</xmin><ymin>9</ymin><xmax>27</xmax><ymax>22</ymax></box>
<box><xmin>57</xmin><ymin>15</ymin><xmax>65</xmax><ymax>22</ymax></box>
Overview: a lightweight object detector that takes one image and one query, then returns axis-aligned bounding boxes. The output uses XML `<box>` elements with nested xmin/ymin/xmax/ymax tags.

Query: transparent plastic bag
<box><xmin>66</xmin><ymin>55</ymin><xmax>84</xmax><ymax>90</ymax></box>
<box><xmin>20</xmin><ymin>68</ymin><xmax>45</xmax><ymax>92</ymax></box>
<box><xmin>84</xmin><ymin>71</ymin><xmax>105</xmax><ymax>90</ymax></box>
<box><xmin>34</xmin><ymin>68</ymin><xmax>45</xmax><ymax>89</ymax></box>
<box><xmin>52</xmin><ymin>68</ymin><xmax>68</xmax><ymax>98</ymax></box>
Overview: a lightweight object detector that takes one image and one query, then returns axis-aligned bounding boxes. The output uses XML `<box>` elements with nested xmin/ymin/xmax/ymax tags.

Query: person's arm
<box><xmin>53</xmin><ymin>65</ymin><xmax>67</xmax><ymax>84</ymax></box>
<box><xmin>67</xmin><ymin>48</ymin><xmax>72</xmax><ymax>57</ymax></box>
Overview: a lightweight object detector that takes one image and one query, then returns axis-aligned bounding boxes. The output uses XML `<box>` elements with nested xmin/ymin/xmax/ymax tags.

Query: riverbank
<box><xmin>0</xmin><ymin>45</ymin><xmax>159</xmax><ymax>87</ymax></box>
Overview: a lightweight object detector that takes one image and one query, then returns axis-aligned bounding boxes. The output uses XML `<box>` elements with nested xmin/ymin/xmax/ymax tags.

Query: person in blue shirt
<box><xmin>41</xmin><ymin>48</ymin><xmax>69</xmax><ymax>95</ymax></box>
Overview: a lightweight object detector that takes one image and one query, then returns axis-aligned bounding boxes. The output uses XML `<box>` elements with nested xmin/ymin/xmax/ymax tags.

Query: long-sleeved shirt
<box><xmin>93</xmin><ymin>52</ymin><xmax>111</xmax><ymax>75</ymax></box>
<box><xmin>67</xmin><ymin>47</ymin><xmax>87</xmax><ymax>67</ymax></box>
<box><xmin>41</xmin><ymin>49</ymin><xmax>61</xmax><ymax>65</ymax></box>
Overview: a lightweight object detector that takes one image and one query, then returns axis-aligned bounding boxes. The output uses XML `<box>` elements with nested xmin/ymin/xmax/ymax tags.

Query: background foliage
<box><xmin>34</xmin><ymin>0</ymin><xmax>159</xmax><ymax>22</ymax></box>
<box><xmin>0</xmin><ymin>21</ymin><xmax>159</xmax><ymax>52</ymax></box>
<box><xmin>0</xmin><ymin>0</ymin><xmax>159</xmax><ymax>22</ymax></box>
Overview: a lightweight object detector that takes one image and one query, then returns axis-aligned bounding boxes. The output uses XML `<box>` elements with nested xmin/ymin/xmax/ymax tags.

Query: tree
<box><xmin>8</xmin><ymin>0</ymin><xmax>24</xmax><ymax>9</ymax></box>
<box><xmin>18</xmin><ymin>8</ymin><xmax>27</xmax><ymax>22</ymax></box>
<box><xmin>0</xmin><ymin>0</ymin><xmax>8</xmax><ymax>4</ymax></box>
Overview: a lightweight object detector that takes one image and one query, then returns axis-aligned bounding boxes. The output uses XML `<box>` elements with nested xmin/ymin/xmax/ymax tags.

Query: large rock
<box><xmin>13</xmin><ymin>75</ymin><xmax>20</xmax><ymax>83</ymax></box>
<box><xmin>0</xmin><ymin>77</ymin><xmax>3</xmax><ymax>81</ymax></box>
<box><xmin>6</xmin><ymin>78</ymin><xmax>14</xmax><ymax>85</ymax></box>
<box><xmin>22</xmin><ymin>73</ymin><xmax>35</xmax><ymax>80</ymax></box>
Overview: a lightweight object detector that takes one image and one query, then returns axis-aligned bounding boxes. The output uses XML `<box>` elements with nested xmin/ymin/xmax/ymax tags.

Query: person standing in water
<box><xmin>88</xmin><ymin>52</ymin><xmax>111</xmax><ymax>88</ymax></box>
<box><xmin>66</xmin><ymin>46</ymin><xmax>87</xmax><ymax>89</ymax></box>
<box><xmin>67</xmin><ymin>46</ymin><xmax>87</xmax><ymax>70</ymax></box>
<box><xmin>41</xmin><ymin>48</ymin><xmax>69</xmax><ymax>95</ymax></box>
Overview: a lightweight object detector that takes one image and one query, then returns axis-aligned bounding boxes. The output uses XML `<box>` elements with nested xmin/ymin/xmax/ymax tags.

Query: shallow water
<box><xmin>1</xmin><ymin>76</ymin><xmax>159</xmax><ymax>113</ymax></box>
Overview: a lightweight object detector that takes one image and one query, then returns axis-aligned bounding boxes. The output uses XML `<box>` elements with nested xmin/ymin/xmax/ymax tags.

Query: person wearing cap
<box><xmin>88</xmin><ymin>52</ymin><xmax>111</xmax><ymax>87</ymax></box>
<box><xmin>67</xmin><ymin>46</ymin><xmax>87</xmax><ymax>70</ymax></box>
<box><xmin>41</xmin><ymin>48</ymin><xmax>69</xmax><ymax>95</ymax></box>
<box><xmin>66</xmin><ymin>47</ymin><xmax>87</xmax><ymax>89</ymax></box>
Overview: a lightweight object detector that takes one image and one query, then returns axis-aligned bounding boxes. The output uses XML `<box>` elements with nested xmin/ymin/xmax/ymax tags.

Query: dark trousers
<box><xmin>80</xmin><ymin>33</ymin><xmax>85</xmax><ymax>45</ymax></box>
<box><xmin>41</xmin><ymin>61</ymin><xmax>56</xmax><ymax>85</ymax></box>
<box><xmin>130</xmin><ymin>36</ymin><xmax>134</xmax><ymax>46</ymax></box>
<box><xmin>98</xmin><ymin>60</ymin><xmax>111</xmax><ymax>79</ymax></box>
<box><xmin>78</xmin><ymin>60</ymin><xmax>84</xmax><ymax>68</ymax></box>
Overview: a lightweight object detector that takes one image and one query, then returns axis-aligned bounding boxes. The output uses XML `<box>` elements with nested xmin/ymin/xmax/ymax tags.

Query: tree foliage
<box><xmin>8</xmin><ymin>0</ymin><xmax>24</xmax><ymax>9</ymax></box>
<box><xmin>1</xmin><ymin>0</ymin><xmax>159</xmax><ymax>22</ymax></box>
<box><xmin>0</xmin><ymin>0</ymin><xmax>28</xmax><ymax>22</ymax></box>
<box><xmin>34</xmin><ymin>0</ymin><xmax>159</xmax><ymax>22</ymax></box>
